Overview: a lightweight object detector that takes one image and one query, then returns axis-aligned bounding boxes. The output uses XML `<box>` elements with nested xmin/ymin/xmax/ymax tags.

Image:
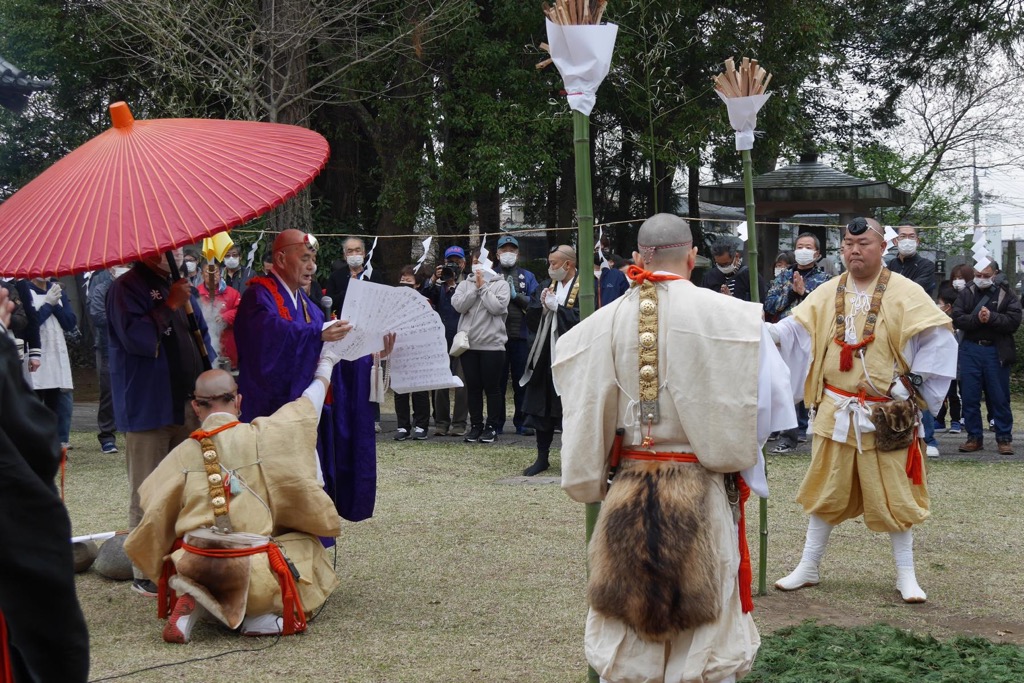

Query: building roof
<box><xmin>699</xmin><ymin>152</ymin><xmax>911</xmax><ymax>215</ymax></box>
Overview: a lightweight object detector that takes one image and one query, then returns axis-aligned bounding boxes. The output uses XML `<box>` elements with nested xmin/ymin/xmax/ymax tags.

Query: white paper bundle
<box><xmin>545</xmin><ymin>20</ymin><xmax>618</xmax><ymax>116</ymax></box>
<box><xmin>716</xmin><ymin>92</ymin><xmax>771</xmax><ymax>151</ymax></box>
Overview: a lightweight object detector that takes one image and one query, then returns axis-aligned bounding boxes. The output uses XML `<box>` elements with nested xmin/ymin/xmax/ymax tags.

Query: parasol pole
<box><xmin>166</xmin><ymin>251</ymin><xmax>213</xmax><ymax>371</ymax></box>
<box><xmin>713</xmin><ymin>57</ymin><xmax>772</xmax><ymax>596</ymax></box>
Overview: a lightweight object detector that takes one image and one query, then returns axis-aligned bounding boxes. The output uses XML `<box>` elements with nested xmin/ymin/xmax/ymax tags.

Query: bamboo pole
<box><xmin>574</xmin><ymin>107</ymin><xmax>599</xmax><ymax>683</ymax></box>
<box><xmin>741</xmin><ymin>148</ymin><xmax>769</xmax><ymax>597</ymax></box>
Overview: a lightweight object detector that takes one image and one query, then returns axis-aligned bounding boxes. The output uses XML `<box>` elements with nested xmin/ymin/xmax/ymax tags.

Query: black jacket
<box><xmin>952</xmin><ymin>281</ymin><xmax>1022</xmax><ymax>366</ymax></box>
<box><xmin>324</xmin><ymin>266</ymin><xmax>387</xmax><ymax>317</ymax></box>
<box><xmin>700</xmin><ymin>266</ymin><xmax>767</xmax><ymax>302</ymax></box>
<box><xmin>886</xmin><ymin>253</ymin><xmax>936</xmax><ymax>296</ymax></box>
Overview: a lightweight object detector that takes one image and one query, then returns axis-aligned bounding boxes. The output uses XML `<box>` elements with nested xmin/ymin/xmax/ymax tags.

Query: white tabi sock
<box><xmin>890</xmin><ymin>529</ymin><xmax>926</xmax><ymax>603</ymax></box>
<box><xmin>776</xmin><ymin>515</ymin><xmax>833</xmax><ymax>591</ymax></box>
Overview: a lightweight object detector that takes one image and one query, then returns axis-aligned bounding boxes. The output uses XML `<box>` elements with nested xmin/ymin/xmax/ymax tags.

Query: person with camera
<box><xmin>769</xmin><ymin>217</ymin><xmax>957</xmax><ymax>603</ymax></box>
<box><xmin>451</xmin><ymin>248</ymin><xmax>510</xmax><ymax>443</ymax></box>
<box><xmin>422</xmin><ymin>246</ymin><xmax>470</xmax><ymax>436</ymax></box>
<box><xmin>17</xmin><ymin>276</ymin><xmax>79</xmax><ymax>450</ymax></box>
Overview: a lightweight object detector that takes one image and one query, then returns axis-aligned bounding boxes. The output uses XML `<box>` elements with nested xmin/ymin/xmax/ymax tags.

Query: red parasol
<box><xmin>0</xmin><ymin>102</ymin><xmax>329</xmax><ymax>278</ymax></box>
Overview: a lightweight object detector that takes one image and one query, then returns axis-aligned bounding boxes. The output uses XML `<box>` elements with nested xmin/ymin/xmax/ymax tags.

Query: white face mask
<box><xmin>794</xmin><ymin>248</ymin><xmax>816</xmax><ymax>266</ymax></box>
<box><xmin>224</xmin><ymin>256</ymin><xmax>240</xmax><ymax>270</ymax></box>
<box><xmin>774</xmin><ymin>267</ymin><xmax>785</xmax><ymax>277</ymax></box>
<box><xmin>498</xmin><ymin>252</ymin><xmax>518</xmax><ymax>268</ymax></box>
<box><xmin>975</xmin><ymin>277</ymin><xmax>993</xmax><ymax>289</ymax></box>
<box><xmin>472</xmin><ymin>264</ymin><xmax>485</xmax><ymax>274</ymax></box>
<box><xmin>185</xmin><ymin>261</ymin><xmax>197</xmax><ymax>274</ymax></box>
<box><xmin>717</xmin><ymin>262</ymin><xmax>737</xmax><ymax>275</ymax></box>
<box><xmin>347</xmin><ymin>254</ymin><xmax>364</xmax><ymax>269</ymax></box>
<box><xmin>952</xmin><ymin>278</ymin><xmax>966</xmax><ymax>291</ymax></box>
<box><xmin>897</xmin><ymin>238</ymin><xmax>917</xmax><ymax>256</ymax></box>
<box><xmin>549</xmin><ymin>266</ymin><xmax>568</xmax><ymax>282</ymax></box>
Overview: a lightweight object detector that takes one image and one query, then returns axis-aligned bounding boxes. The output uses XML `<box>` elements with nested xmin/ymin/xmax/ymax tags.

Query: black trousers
<box><xmin>0</xmin><ymin>338</ymin><xmax>89</xmax><ymax>682</ymax></box>
<box><xmin>96</xmin><ymin>348</ymin><xmax>116</xmax><ymax>444</ymax></box>
<box><xmin>935</xmin><ymin>379</ymin><xmax>961</xmax><ymax>424</ymax></box>
<box><xmin>395</xmin><ymin>390</ymin><xmax>430</xmax><ymax>431</ymax></box>
<box><xmin>460</xmin><ymin>349</ymin><xmax>506</xmax><ymax>429</ymax></box>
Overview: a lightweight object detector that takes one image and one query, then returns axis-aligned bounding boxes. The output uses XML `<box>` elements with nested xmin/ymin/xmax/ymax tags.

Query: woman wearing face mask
<box><xmin>221</xmin><ymin>245</ymin><xmax>255</xmax><ymax>296</ymax></box>
<box><xmin>182</xmin><ymin>249</ymin><xmax>203</xmax><ymax>287</ymax></box>
<box><xmin>451</xmin><ymin>248</ymin><xmax>511</xmax><ymax>444</ymax></box>
<box><xmin>763</xmin><ymin>233</ymin><xmax>833</xmax><ymax>453</ymax></box>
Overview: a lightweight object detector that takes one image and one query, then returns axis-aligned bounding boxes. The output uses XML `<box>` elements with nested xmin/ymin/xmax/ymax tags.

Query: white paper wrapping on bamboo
<box><xmin>545</xmin><ymin>19</ymin><xmax>618</xmax><ymax>116</ymax></box>
<box><xmin>972</xmin><ymin>226</ymin><xmax>992</xmax><ymax>270</ymax></box>
<box><xmin>716</xmin><ymin>91</ymin><xmax>771</xmax><ymax>150</ymax></box>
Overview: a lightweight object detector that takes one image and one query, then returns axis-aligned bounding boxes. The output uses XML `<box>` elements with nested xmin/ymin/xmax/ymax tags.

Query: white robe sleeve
<box><xmin>901</xmin><ymin>325</ymin><xmax>958</xmax><ymax>414</ymax></box>
<box><xmin>743</xmin><ymin>325</ymin><xmax>798</xmax><ymax>499</ymax></box>
<box><xmin>301</xmin><ymin>378</ymin><xmax>328</xmax><ymax>486</ymax></box>
<box><xmin>769</xmin><ymin>316</ymin><xmax>812</xmax><ymax>404</ymax></box>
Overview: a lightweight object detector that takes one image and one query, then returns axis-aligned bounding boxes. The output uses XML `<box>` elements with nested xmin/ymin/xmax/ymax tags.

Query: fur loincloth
<box><xmin>588</xmin><ymin>460</ymin><xmax>720</xmax><ymax>641</ymax></box>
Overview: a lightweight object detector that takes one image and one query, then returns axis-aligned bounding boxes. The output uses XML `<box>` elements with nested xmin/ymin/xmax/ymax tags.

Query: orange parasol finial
<box><xmin>109</xmin><ymin>101</ymin><xmax>135</xmax><ymax>129</ymax></box>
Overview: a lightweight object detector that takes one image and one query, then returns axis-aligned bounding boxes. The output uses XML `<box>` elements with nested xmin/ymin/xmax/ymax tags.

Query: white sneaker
<box><xmin>775</xmin><ymin>561</ymin><xmax>820</xmax><ymax>591</ymax></box>
<box><xmin>896</xmin><ymin>567</ymin><xmax>927</xmax><ymax>603</ymax></box>
<box><xmin>925</xmin><ymin>445</ymin><xmax>939</xmax><ymax>459</ymax></box>
<box><xmin>241</xmin><ymin>614</ymin><xmax>284</xmax><ymax>636</ymax></box>
<box><xmin>374</xmin><ymin>422</ymin><xmax>382</xmax><ymax>434</ymax></box>
<box><xmin>413</xmin><ymin>427</ymin><xmax>428</xmax><ymax>440</ymax></box>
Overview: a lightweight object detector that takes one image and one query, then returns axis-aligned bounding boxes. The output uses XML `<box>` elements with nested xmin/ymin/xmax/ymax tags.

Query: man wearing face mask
<box><xmin>422</xmin><ymin>245</ymin><xmax>470</xmax><ymax>436</ymax></box>
<box><xmin>494</xmin><ymin>235</ymin><xmax>539</xmax><ymax>435</ymax></box>
<box><xmin>763</xmin><ymin>233</ymin><xmax>832</xmax><ymax>453</ymax></box>
<box><xmin>324</xmin><ymin>236</ymin><xmax>387</xmax><ymax>317</ymax></box>
<box><xmin>519</xmin><ymin>245</ymin><xmax>581</xmax><ymax>476</ymax></box>
<box><xmin>951</xmin><ymin>261</ymin><xmax>1021</xmax><ymax>455</ymax></box>
<box><xmin>107</xmin><ymin>247</ymin><xmax>216</xmax><ymax>596</ymax></box>
<box><xmin>886</xmin><ymin>225</ymin><xmax>936</xmax><ymax>296</ymax></box>
<box><xmin>221</xmin><ymin>245</ymin><xmax>255</xmax><ymax>296</ymax></box>
<box><xmin>87</xmin><ymin>266</ymin><xmax>131</xmax><ymax>454</ymax></box>
<box><xmin>701</xmin><ymin>237</ymin><xmax>767</xmax><ymax>302</ymax></box>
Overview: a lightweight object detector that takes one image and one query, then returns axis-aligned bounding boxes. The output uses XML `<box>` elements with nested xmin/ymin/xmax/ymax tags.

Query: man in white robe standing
<box><xmin>553</xmin><ymin>213</ymin><xmax>795</xmax><ymax>683</ymax></box>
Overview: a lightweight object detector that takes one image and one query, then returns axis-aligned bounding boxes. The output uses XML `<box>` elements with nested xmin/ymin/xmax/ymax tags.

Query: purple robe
<box><xmin>235</xmin><ymin>277</ymin><xmax>377</xmax><ymax>522</ymax></box>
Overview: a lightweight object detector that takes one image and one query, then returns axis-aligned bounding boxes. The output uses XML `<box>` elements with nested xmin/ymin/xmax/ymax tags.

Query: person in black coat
<box><xmin>0</xmin><ymin>286</ymin><xmax>90</xmax><ymax>683</ymax></box>
<box><xmin>700</xmin><ymin>237</ymin><xmax>767</xmax><ymax>302</ymax></box>
<box><xmin>323</xmin><ymin>236</ymin><xmax>387</xmax><ymax>317</ymax></box>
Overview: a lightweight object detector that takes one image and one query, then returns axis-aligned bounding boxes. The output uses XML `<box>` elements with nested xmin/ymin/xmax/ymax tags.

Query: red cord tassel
<box><xmin>906</xmin><ymin>437</ymin><xmax>924</xmax><ymax>486</ymax></box>
<box><xmin>736</xmin><ymin>477</ymin><xmax>754</xmax><ymax>614</ymax></box>
<box><xmin>834</xmin><ymin>334</ymin><xmax>874</xmax><ymax>372</ymax></box>
<box><xmin>1</xmin><ymin>611</ymin><xmax>13</xmax><ymax>683</ymax></box>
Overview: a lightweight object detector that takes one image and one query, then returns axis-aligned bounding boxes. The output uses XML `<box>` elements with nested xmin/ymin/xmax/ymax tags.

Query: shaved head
<box><xmin>194</xmin><ymin>369</ymin><xmax>236</xmax><ymax>398</ymax></box>
<box><xmin>552</xmin><ymin>244</ymin><xmax>576</xmax><ymax>264</ymax></box>
<box><xmin>273</xmin><ymin>229</ymin><xmax>307</xmax><ymax>254</ymax></box>
<box><xmin>637</xmin><ymin>213</ymin><xmax>695</xmax><ymax>266</ymax></box>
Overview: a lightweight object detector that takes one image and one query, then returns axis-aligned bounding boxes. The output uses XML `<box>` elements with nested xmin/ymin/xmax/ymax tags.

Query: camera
<box><xmin>440</xmin><ymin>263</ymin><xmax>459</xmax><ymax>282</ymax></box>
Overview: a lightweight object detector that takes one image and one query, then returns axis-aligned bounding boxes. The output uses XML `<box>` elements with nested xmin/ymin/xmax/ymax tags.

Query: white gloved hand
<box><xmin>766</xmin><ymin>322</ymin><xmax>781</xmax><ymax>345</ymax></box>
<box><xmin>44</xmin><ymin>283</ymin><xmax>62</xmax><ymax>306</ymax></box>
<box><xmin>543</xmin><ymin>292</ymin><xmax>558</xmax><ymax>312</ymax></box>
<box><xmin>890</xmin><ymin>380</ymin><xmax>911</xmax><ymax>401</ymax></box>
<box><xmin>319</xmin><ymin>344</ymin><xmax>343</xmax><ymax>368</ymax></box>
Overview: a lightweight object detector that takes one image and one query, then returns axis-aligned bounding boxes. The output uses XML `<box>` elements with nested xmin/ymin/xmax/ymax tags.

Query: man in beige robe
<box><xmin>125</xmin><ymin>332</ymin><xmax>393</xmax><ymax>643</ymax></box>
<box><xmin>770</xmin><ymin>217</ymin><xmax>957</xmax><ymax>603</ymax></box>
<box><xmin>553</xmin><ymin>214</ymin><xmax>795</xmax><ymax>683</ymax></box>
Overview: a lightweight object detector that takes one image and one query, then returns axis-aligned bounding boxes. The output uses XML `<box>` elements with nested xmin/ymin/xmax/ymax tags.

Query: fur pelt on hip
<box><xmin>588</xmin><ymin>460</ymin><xmax>720</xmax><ymax>642</ymax></box>
<box><xmin>170</xmin><ymin>531</ymin><xmax>259</xmax><ymax>630</ymax></box>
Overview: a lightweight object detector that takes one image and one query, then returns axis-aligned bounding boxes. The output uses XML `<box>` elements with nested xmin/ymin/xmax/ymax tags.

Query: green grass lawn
<box><xmin>64</xmin><ymin>430</ymin><xmax>1024</xmax><ymax>682</ymax></box>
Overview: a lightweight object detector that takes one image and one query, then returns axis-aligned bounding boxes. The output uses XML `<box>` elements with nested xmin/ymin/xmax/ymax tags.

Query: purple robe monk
<box><xmin>234</xmin><ymin>230</ymin><xmax>378</xmax><ymax>522</ymax></box>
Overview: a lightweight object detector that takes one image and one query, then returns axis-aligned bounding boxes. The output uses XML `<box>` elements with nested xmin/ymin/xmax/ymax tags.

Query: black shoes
<box><xmin>479</xmin><ymin>427</ymin><xmax>497</xmax><ymax>443</ymax></box>
<box><xmin>464</xmin><ymin>426</ymin><xmax>483</xmax><ymax>443</ymax></box>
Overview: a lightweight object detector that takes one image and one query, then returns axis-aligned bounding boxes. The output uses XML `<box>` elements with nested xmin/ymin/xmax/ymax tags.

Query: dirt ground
<box><xmin>754</xmin><ymin>589</ymin><xmax>1024</xmax><ymax>646</ymax></box>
